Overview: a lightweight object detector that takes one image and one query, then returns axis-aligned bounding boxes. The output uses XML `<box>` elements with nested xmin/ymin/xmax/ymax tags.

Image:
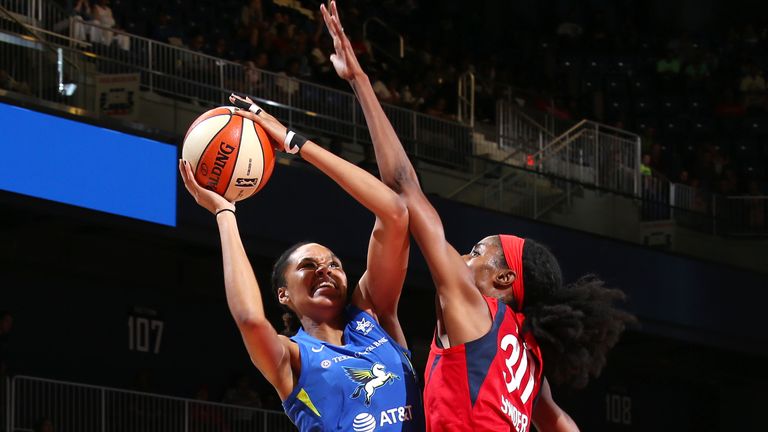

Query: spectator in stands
<box><xmin>649</xmin><ymin>143</ymin><xmax>666</xmax><ymax>176</ymax></box>
<box><xmin>684</xmin><ymin>51</ymin><xmax>711</xmax><ymax>88</ymax></box>
<box><xmin>211</xmin><ymin>37</ymin><xmax>234</xmax><ymax>61</ymax></box>
<box><xmin>425</xmin><ymin>96</ymin><xmax>456</xmax><ymax>121</ymax></box>
<box><xmin>223</xmin><ymin>374</ymin><xmax>262</xmax><ymax>408</ymax></box>
<box><xmin>309</xmin><ymin>34</ymin><xmax>333</xmax><ymax>84</ymax></box>
<box><xmin>401</xmin><ymin>81</ymin><xmax>427</xmax><ymax>111</ymax></box>
<box><xmin>188</xmin><ymin>31</ymin><xmax>207</xmax><ymax>54</ymax></box>
<box><xmin>241</xmin><ymin>0</ymin><xmax>265</xmax><ymax>30</ymax></box>
<box><xmin>243</xmin><ymin>53</ymin><xmax>270</xmax><ymax>93</ymax></box>
<box><xmin>222</xmin><ymin>374</ymin><xmax>262</xmax><ymax>430</ymax></box>
<box><xmin>90</xmin><ymin>0</ymin><xmax>129</xmax><ymax>51</ymax></box>
<box><xmin>348</xmin><ymin>26</ymin><xmax>373</xmax><ymax>65</ymax></box>
<box><xmin>278</xmin><ymin>312</ymin><xmax>295</xmax><ymax>337</ymax></box>
<box><xmin>32</xmin><ymin>417</ymin><xmax>54</xmax><ymax>432</ymax></box>
<box><xmin>718</xmin><ymin>175</ymin><xmax>736</xmax><ymax>196</ymax></box>
<box><xmin>267</xmin><ymin>21</ymin><xmax>294</xmax><ymax>71</ymax></box>
<box><xmin>656</xmin><ymin>49</ymin><xmax>681</xmax><ymax>91</ymax></box>
<box><xmin>233</xmin><ymin>25</ymin><xmax>263</xmax><ymax>63</ymax></box>
<box><xmin>70</xmin><ymin>0</ymin><xmax>92</xmax><ymax>43</ymax></box>
<box><xmin>371</xmin><ymin>69</ymin><xmax>396</xmax><ymax>104</ymax></box>
<box><xmin>640</xmin><ymin>153</ymin><xmax>653</xmax><ymax>177</ymax></box>
<box><xmin>151</xmin><ymin>12</ymin><xmax>182</xmax><ymax>45</ymax></box>
<box><xmin>190</xmin><ymin>385</ymin><xmax>226</xmax><ymax>432</ymax></box>
<box><xmin>556</xmin><ymin>9</ymin><xmax>584</xmax><ymax>45</ymax></box>
<box><xmin>275</xmin><ymin>58</ymin><xmax>301</xmax><ymax>101</ymax></box>
<box><xmin>739</xmin><ymin>63</ymin><xmax>766</xmax><ymax>110</ymax></box>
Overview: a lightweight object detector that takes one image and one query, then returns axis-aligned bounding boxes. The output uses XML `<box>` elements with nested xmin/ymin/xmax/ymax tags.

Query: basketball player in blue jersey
<box><xmin>179</xmin><ymin>99</ymin><xmax>424</xmax><ymax>431</ymax></box>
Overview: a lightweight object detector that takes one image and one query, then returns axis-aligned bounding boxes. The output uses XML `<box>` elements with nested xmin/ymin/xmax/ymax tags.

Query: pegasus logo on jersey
<box><xmin>344</xmin><ymin>363</ymin><xmax>400</xmax><ymax>406</ymax></box>
<box><xmin>499</xmin><ymin>332</ymin><xmax>536</xmax><ymax>432</ymax></box>
<box><xmin>355</xmin><ymin>317</ymin><xmax>374</xmax><ymax>335</ymax></box>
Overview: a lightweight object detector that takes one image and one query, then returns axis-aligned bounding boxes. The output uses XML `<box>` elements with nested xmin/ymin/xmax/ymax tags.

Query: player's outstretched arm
<box><xmin>321</xmin><ymin>1</ymin><xmax>491</xmax><ymax>345</ymax></box>
<box><xmin>231</xmin><ymin>97</ymin><xmax>410</xmax><ymax>348</ymax></box>
<box><xmin>178</xmin><ymin>160</ymin><xmax>295</xmax><ymax>399</ymax></box>
<box><xmin>532</xmin><ymin>378</ymin><xmax>581</xmax><ymax>432</ymax></box>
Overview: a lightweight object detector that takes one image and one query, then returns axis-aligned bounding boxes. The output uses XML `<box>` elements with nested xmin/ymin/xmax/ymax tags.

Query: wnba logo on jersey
<box><xmin>499</xmin><ymin>332</ymin><xmax>535</xmax><ymax>432</ymax></box>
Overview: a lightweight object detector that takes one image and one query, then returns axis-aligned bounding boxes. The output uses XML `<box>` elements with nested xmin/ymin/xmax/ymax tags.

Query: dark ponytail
<box><xmin>520</xmin><ymin>239</ymin><xmax>637</xmax><ymax>388</ymax></box>
<box><xmin>271</xmin><ymin>241</ymin><xmax>311</xmax><ymax>336</ymax></box>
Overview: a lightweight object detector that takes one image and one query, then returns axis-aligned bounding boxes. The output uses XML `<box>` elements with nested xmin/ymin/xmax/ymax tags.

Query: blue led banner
<box><xmin>0</xmin><ymin>102</ymin><xmax>177</xmax><ymax>226</ymax></box>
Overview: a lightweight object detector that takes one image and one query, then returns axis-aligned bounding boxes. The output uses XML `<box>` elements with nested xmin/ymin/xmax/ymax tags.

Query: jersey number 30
<box><xmin>500</xmin><ymin>334</ymin><xmax>535</xmax><ymax>404</ymax></box>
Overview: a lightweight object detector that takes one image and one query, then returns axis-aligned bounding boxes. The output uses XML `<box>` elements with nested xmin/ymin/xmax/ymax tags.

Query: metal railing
<box><xmin>0</xmin><ymin>28</ymin><xmax>98</xmax><ymax>109</ymax></box>
<box><xmin>0</xmin><ymin>0</ymin><xmax>68</xmax><ymax>30</ymax></box>
<box><xmin>9</xmin><ymin>375</ymin><xmax>296</xmax><ymax>432</ymax></box>
<box><xmin>458</xmin><ymin>71</ymin><xmax>474</xmax><ymax>127</ymax></box>
<box><xmin>362</xmin><ymin>17</ymin><xmax>404</xmax><ymax>64</ymax></box>
<box><xmin>3</xmin><ymin>375</ymin><xmax>8</xmax><ymax>432</ymax></box>
<box><xmin>497</xmin><ymin>100</ymin><xmax>554</xmax><ymax>158</ymax></box>
<box><xmin>640</xmin><ymin>175</ymin><xmax>672</xmax><ymax>222</ymax></box>
<box><xmin>714</xmin><ymin>195</ymin><xmax>768</xmax><ymax>236</ymax></box>
<box><xmin>1</xmin><ymin>10</ymin><xmax>765</xmax><ymax>238</ymax></box>
<box><xmin>447</xmin><ymin>156</ymin><xmax>572</xmax><ymax>221</ymax></box>
<box><xmin>531</xmin><ymin>120</ymin><xmax>641</xmax><ymax>197</ymax></box>
<box><xmin>0</xmin><ymin>17</ymin><xmax>473</xmax><ymax>168</ymax></box>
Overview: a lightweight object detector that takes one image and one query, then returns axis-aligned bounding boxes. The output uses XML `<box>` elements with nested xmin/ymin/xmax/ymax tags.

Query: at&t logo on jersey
<box><xmin>352</xmin><ymin>413</ymin><xmax>377</xmax><ymax>432</ymax></box>
<box><xmin>352</xmin><ymin>405</ymin><xmax>414</xmax><ymax>431</ymax></box>
<box><xmin>355</xmin><ymin>317</ymin><xmax>374</xmax><ymax>335</ymax></box>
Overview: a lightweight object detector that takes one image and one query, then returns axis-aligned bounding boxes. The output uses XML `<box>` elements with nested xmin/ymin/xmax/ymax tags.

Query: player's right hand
<box><xmin>229</xmin><ymin>94</ymin><xmax>292</xmax><ymax>153</ymax></box>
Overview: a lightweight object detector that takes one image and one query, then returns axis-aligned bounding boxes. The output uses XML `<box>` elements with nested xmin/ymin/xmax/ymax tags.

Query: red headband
<box><xmin>499</xmin><ymin>234</ymin><xmax>526</xmax><ymax>310</ymax></box>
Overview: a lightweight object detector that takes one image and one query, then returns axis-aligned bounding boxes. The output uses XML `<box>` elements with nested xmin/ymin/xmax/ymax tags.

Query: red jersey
<box><xmin>424</xmin><ymin>296</ymin><xmax>543</xmax><ymax>432</ymax></box>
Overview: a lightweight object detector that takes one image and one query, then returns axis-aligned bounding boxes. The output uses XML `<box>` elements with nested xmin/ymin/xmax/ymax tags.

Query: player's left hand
<box><xmin>178</xmin><ymin>159</ymin><xmax>235</xmax><ymax>215</ymax></box>
<box><xmin>321</xmin><ymin>1</ymin><xmax>365</xmax><ymax>82</ymax></box>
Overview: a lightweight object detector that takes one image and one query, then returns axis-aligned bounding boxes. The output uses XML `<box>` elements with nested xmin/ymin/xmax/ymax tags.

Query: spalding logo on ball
<box><xmin>182</xmin><ymin>106</ymin><xmax>275</xmax><ymax>202</ymax></box>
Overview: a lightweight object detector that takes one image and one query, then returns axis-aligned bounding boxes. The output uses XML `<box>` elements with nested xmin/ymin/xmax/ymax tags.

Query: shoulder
<box><xmin>350</xmin><ymin>280</ymin><xmax>378</xmax><ymax>322</ymax></box>
<box><xmin>278</xmin><ymin>335</ymin><xmax>301</xmax><ymax>371</ymax></box>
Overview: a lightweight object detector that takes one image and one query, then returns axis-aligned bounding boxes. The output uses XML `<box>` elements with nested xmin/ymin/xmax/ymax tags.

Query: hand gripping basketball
<box><xmin>230</xmin><ymin>93</ymin><xmax>263</xmax><ymax>115</ymax></box>
<box><xmin>229</xmin><ymin>94</ymin><xmax>308</xmax><ymax>155</ymax></box>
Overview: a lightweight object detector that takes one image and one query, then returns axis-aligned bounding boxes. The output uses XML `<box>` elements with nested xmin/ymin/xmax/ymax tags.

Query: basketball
<box><xmin>182</xmin><ymin>106</ymin><xmax>276</xmax><ymax>202</ymax></box>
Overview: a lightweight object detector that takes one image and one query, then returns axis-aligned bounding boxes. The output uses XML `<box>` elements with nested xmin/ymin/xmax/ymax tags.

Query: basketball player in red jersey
<box><xmin>321</xmin><ymin>2</ymin><xmax>636</xmax><ymax>431</ymax></box>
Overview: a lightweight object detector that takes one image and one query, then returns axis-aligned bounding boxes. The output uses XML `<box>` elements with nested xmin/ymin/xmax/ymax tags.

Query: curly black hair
<box><xmin>500</xmin><ymin>237</ymin><xmax>637</xmax><ymax>388</ymax></box>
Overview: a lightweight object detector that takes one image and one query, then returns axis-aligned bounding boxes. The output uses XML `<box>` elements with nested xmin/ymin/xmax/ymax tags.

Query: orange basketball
<box><xmin>182</xmin><ymin>107</ymin><xmax>275</xmax><ymax>202</ymax></box>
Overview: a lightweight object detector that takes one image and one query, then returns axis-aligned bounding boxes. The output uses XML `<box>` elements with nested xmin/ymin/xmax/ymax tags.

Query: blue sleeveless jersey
<box><xmin>282</xmin><ymin>306</ymin><xmax>425</xmax><ymax>431</ymax></box>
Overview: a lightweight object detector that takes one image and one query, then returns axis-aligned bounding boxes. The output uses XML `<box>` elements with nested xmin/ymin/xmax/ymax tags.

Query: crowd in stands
<box><xmin>56</xmin><ymin>0</ymin><xmax>767</xmax><ymax>202</ymax></box>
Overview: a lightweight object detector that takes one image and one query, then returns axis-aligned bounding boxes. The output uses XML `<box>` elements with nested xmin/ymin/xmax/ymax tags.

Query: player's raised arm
<box><xmin>230</xmin><ymin>96</ymin><xmax>410</xmax><ymax>348</ymax></box>
<box><xmin>321</xmin><ymin>1</ymin><xmax>491</xmax><ymax>345</ymax></box>
<box><xmin>178</xmin><ymin>160</ymin><xmax>295</xmax><ymax>398</ymax></box>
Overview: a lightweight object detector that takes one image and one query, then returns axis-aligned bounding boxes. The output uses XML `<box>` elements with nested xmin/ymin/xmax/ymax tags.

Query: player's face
<box><xmin>462</xmin><ymin>235</ymin><xmax>503</xmax><ymax>296</ymax></box>
<box><xmin>282</xmin><ymin>243</ymin><xmax>348</xmax><ymax>318</ymax></box>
